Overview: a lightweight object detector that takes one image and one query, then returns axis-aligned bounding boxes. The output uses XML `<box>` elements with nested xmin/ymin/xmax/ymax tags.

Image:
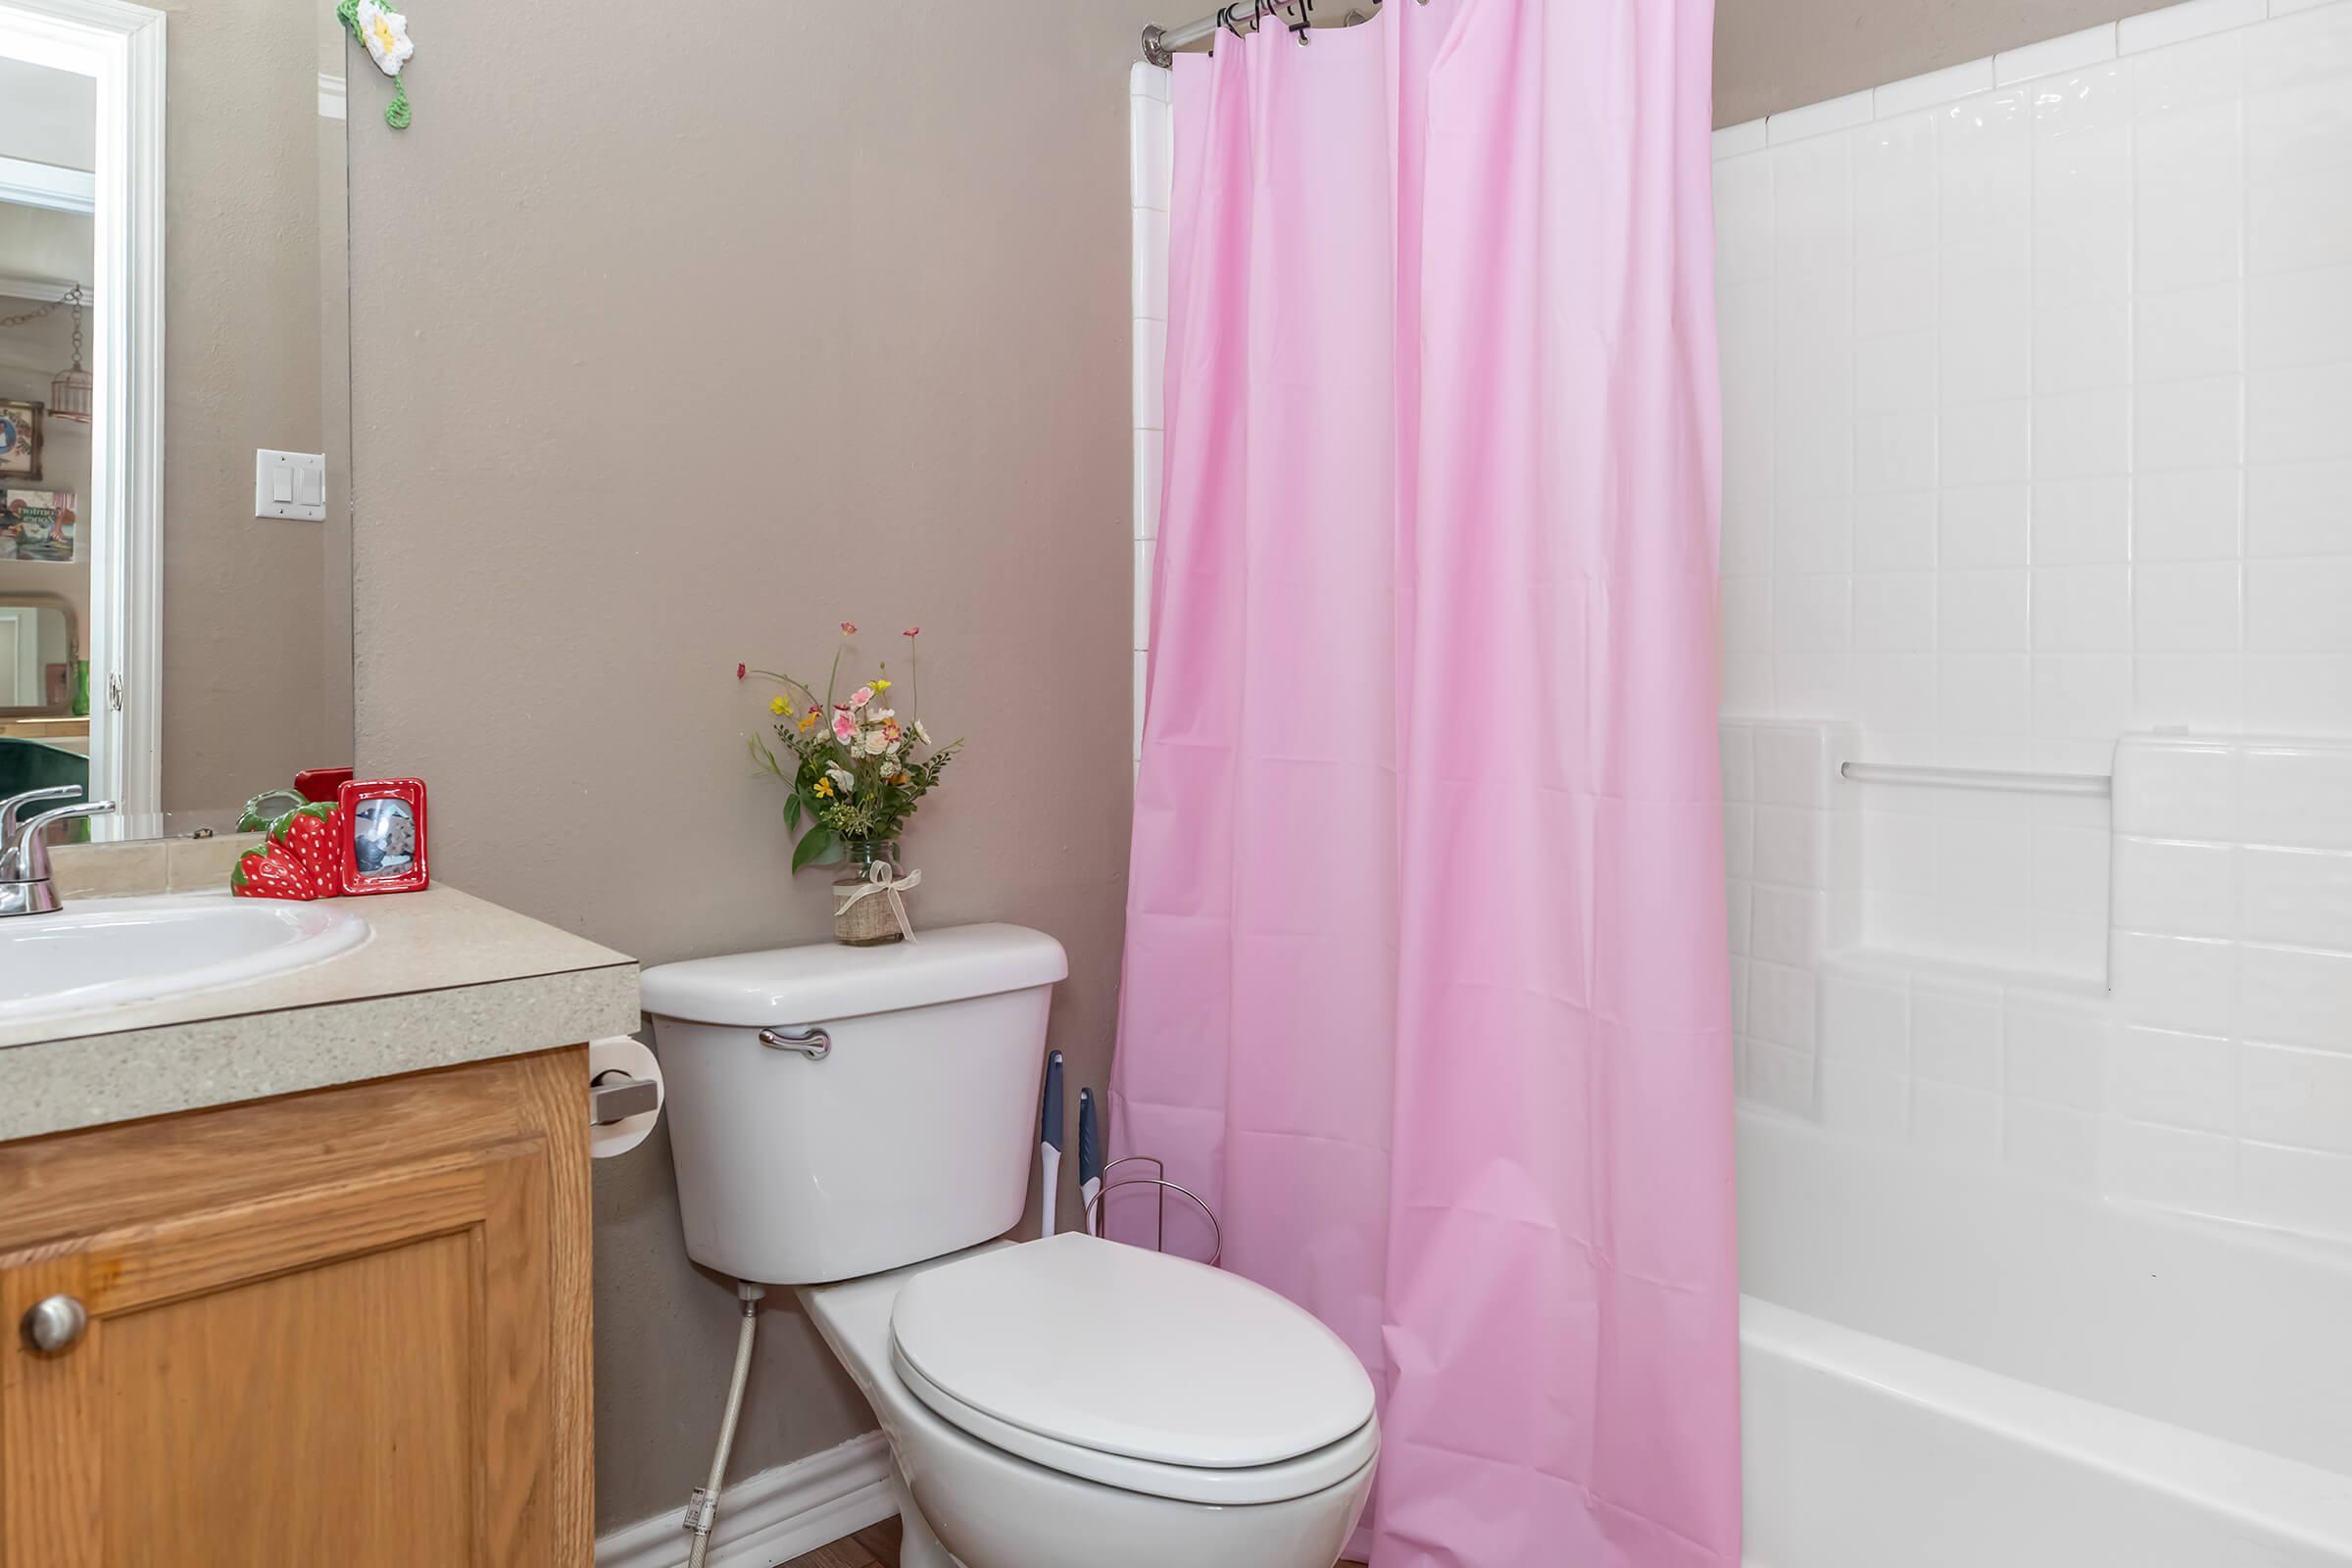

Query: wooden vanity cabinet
<box><xmin>0</xmin><ymin>1047</ymin><xmax>593</xmax><ymax>1567</ymax></box>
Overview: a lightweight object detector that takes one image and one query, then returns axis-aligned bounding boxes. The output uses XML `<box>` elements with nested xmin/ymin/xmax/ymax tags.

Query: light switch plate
<box><xmin>255</xmin><ymin>449</ymin><xmax>327</xmax><ymax>521</ymax></box>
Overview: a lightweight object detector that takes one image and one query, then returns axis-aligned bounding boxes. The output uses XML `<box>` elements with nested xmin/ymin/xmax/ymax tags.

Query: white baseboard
<box><xmin>596</xmin><ymin>1432</ymin><xmax>898</xmax><ymax>1568</ymax></box>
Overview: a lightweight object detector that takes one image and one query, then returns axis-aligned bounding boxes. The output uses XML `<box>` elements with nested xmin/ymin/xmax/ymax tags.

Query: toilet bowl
<box><xmin>803</xmin><ymin>1238</ymin><xmax>1376</xmax><ymax>1568</ymax></box>
<box><xmin>642</xmin><ymin>924</ymin><xmax>1379</xmax><ymax>1568</ymax></box>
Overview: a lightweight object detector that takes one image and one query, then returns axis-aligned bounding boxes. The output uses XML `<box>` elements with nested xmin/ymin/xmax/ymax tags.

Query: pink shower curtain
<box><xmin>1109</xmin><ymin>1</ymin><xmax>1734</xmax><ymax>1563</ymax></box>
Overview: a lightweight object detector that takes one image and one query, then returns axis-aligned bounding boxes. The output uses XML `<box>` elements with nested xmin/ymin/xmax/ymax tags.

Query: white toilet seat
<box><xmin>886</xmin><ymin>1233</ymin><xmax>1379</xmax><ymax>1506</ymax></box>
<box><xmin>892</xmin><ymin>1340</ymin><xmax>1380</xmax><ymax>1505</ymax></box>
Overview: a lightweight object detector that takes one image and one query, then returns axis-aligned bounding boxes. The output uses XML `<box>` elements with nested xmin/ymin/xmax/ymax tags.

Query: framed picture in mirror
<box><xmin>1</xmin><ymin>491</ymin><xmax>77</xmax><ymax>563</ymax></box>
<box><xmin>0</xmin><ymin>400</ymin><xmax>38</xmax><ymax>482</ymax></box>
<box><xmin>337</xmin><ymin>777</ymin><xmax>429</xmax><ymax>896</ymax></box>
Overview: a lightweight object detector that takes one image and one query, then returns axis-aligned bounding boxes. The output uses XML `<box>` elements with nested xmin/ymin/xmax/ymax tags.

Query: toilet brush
<box><xmin>1039</xmin><ymin>1051</ymin><xmax>1064</xmax><ymax>1236</ymax></box>
<box><xmin>1078</xmin><ymin>1088</ymin><xmax>1102</xmax><ymax>1236</ymax></box>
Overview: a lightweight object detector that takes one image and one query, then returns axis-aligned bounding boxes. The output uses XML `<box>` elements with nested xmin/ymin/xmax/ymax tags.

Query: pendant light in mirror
<box><xmin>49</xmin><ymin>286</ymin><xmax>92</xmax><ymax>424</ymax></box>
<box><xmin>0</xmin><ymin>285</ymin><xmax>95</xmax><ymax>424</ymax></box>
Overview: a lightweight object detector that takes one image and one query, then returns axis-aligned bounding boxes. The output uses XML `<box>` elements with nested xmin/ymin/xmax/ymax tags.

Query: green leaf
<box><xmin>784</xmin><ymin>793</ymin><xmax>802</xmax><ymax>831</ymax></box>
<box><xmin>791</xmin><ymin>824</ymin><xmax>835</xmax><ymax>873</ymax></box>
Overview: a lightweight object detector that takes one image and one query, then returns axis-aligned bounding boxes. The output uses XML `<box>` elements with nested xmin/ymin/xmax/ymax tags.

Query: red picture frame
<box><xmin>337</xmin><ymin>777</ymin><xmax>430</xmax><ymax>896</ymax></box>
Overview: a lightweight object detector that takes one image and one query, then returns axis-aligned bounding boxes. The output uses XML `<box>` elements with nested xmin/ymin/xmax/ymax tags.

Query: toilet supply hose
<box><xmin>684</xmin><ymin>1281</ymin><xmax>765</xmax><ymax>1568</ymax></box>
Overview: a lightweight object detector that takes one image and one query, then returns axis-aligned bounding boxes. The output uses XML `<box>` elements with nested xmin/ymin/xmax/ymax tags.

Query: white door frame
<box><xmin>0</xmin><ymin>0</ymin><xmax>164</xmax><ymax>831</ymax></box>
<box><xmin>0</xmin><ymin>606</ymin><xmax>32</xmax><ymax>705</ymax></box>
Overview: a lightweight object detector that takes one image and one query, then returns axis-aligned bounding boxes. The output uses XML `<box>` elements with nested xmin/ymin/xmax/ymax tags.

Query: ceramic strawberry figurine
<box><xmin>230</xmin><ymin>803</ymin><xmax>345</xmax><ymax>901</ymax></box>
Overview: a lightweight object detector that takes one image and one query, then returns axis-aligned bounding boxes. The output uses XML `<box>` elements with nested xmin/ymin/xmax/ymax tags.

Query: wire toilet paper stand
<box><xmin>1082</xmin><ymin>1154</ymin><xmax>1223</xmax><ymax>1267</ymax></box>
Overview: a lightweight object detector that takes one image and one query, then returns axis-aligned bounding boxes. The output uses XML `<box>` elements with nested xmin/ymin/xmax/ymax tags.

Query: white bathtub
<box><xmin>1737</xmin><ymin>1108</ymin><xmax>2352</xmax><ymax>1567</ymax></box>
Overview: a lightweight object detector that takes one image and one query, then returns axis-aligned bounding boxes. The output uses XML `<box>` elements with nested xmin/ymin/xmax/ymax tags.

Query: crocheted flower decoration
<box><xmin>336</xmin><ymin>0</ymin><xmax>416</xmax><ymax>128</ymax></box>
<box><xmin>356</xmin><ymin>1</ymin><xmax>414</xmax><ymax>76</ymax></box>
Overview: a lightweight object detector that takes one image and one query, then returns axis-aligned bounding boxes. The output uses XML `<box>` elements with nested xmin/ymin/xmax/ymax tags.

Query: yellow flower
<box><xmin>797</xmin><ymin>710</ymin><xmax>816</xmax><ymax>731</ymax></box>
<box><xmin>814</xmin><ymin>778</ymin><xmax>835</xmax><ymax>798</ymax></box>
<box><xmin>769</xmin><ymin>695</ymin><xmax>791</xmax><ymax>715</ymax></box>
<box><xmin>873</xmin><ymin>678</ymin><xmax>892</xmax><ymax>692</ymax></box>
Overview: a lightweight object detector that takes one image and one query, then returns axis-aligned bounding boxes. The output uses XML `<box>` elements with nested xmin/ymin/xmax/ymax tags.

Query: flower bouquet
<box><xmin>744</xmin><ymin>623</ymin><xmax>961</xmax><ymax>945</ymax></box>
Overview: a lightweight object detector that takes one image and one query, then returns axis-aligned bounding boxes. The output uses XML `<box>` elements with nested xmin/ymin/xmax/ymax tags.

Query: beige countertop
<box><xmin>0</xmin><ymin>885</ymin><xmax>640</xmax><ymax>1142</ymax></box>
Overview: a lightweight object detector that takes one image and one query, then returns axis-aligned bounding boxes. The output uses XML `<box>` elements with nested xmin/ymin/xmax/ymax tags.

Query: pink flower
<box><xmin>840</xmin><ymin>621</ymin><xmax>858</xmax><ymax>635</ymax></box>
<box><xmin>735</xmin><ymin>663</ymin><xmax>747</xmax><ymax>680</ymax></box>
<box><xmin>902</xmin><ymin>627</ymin><xmax>920</xmax><ymax>638</ymax></box>
<box><xmin>832</xmin><ymin>710</ymin><xmax>857</xmax><ymax>743</ymax></box>
<box><xmin>848</xmin><ymin>684</ymin><xmax>875</xmax><ymax>710</ymax></box>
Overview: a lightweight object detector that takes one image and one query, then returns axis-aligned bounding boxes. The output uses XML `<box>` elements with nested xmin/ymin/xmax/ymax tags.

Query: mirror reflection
<box><xmin>0</xmin><ymin>0</ymin><xmax>353</xmax><ymax>840</ymax></box>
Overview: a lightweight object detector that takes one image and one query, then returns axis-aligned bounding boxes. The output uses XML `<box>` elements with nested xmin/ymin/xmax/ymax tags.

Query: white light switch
<box><xmin>255</xmin><ymin>449</ymin><xmax>327</xmax><ymax>521</ymax></box>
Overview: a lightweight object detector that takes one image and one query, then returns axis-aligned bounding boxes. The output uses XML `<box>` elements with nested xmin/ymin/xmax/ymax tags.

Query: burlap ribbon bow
<box><xmin>836</xmin><ymin>862</ymin><xmax>921</xmax><ymax>942</ymax></box>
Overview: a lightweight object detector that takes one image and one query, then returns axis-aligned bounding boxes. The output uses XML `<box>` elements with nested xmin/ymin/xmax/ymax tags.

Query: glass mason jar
<box><xmin>831</xmin><ymin>838</ymin><xmax>907</xmax><ymax>947</ymax></box>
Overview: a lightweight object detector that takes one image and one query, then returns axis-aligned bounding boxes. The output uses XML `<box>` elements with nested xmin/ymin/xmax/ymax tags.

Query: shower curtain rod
<box><xmin>1141</xmin><ymin>0</ymin><xmax>1378</xmax><ymax>66</ymax></box>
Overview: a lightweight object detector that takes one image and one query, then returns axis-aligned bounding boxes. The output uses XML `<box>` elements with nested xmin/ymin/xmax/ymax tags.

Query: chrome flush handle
<box><xmin>757</xmin><ymin>1027</ymin><xmax>832</xmax><ymax>1061</ymax></box>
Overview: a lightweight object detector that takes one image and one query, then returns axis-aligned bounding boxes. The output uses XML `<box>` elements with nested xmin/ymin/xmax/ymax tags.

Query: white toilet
<box><xmin>642</xmin><ymin>923</ymin><xmax>1378</xmax><ymax>1568</ymax></box>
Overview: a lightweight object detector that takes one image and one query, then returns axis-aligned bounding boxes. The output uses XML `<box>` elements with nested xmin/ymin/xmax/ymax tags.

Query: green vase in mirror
<box><xmin>70</xmin><ymin>661</ymin><xmax>90</xmax><ymax>718</ymax></box>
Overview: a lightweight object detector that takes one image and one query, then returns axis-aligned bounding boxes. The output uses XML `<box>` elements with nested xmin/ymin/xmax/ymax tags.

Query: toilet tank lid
<box><xmin>639</xmin><ymin>922</ymin><xmax>1067</xmax><ymax>1026</ymax></box>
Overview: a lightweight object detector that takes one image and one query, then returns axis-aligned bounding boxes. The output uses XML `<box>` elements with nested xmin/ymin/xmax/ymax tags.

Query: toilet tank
<box><xmin>641</xmin><ymin>923</ymin><xmax>1067</xmax><ymax>1285</ymax></box>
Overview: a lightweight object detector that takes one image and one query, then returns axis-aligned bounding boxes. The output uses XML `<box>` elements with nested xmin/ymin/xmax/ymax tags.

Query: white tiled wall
<box><xmin>1722</xmin><ymin>719</ymin><xmax>1862</xmax><ymax>1121</ymax></box>
<box><xmin>2108</xmin><ymin>735</ymin><xmax>2352</xmax><ymax>1230</ymax></box>
<box><xmin>1130</xmin><ymin>67</ymin><xmax>1172</xmax><ymax>766</ymax></box>
<box><xmin>1714</xmin><ymin>0</ymin><xmax>2352</xmax><ymax>981</ymax></box>
<box><xmin>1731</xmin><ymin>720</ymin><xmax>2352</xmax><ymax>1239</ymax></box>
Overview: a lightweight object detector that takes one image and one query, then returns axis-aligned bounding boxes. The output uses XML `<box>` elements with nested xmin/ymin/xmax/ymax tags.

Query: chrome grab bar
<box><xmin>1838</xmin><ymin>760</ymin><xmax>2111</xmax><ymax>799</ymax></box>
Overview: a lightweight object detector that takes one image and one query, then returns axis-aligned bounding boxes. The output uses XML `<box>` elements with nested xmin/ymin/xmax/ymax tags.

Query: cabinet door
<box><xmin>0</xmin><ymin>1142</ymin><xmax>554</xmax><ymax>1567</ymax></box>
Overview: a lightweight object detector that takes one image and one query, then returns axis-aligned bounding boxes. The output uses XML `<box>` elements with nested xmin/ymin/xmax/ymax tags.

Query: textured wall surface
<box><xmin>348</xmin><ymin>0</ymin><xmax>1158</xmax><ymax>1531</ymax></box>
<box><xmin>1714</xmin><ymin>0</ymin><xmax>2156</xmax><ymax>124</ymax></box>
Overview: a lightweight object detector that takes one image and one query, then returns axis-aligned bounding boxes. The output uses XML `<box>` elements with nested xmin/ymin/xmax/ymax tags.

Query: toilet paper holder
<box><xmin>589</xmin><ymin>1069</ymin><xmax>661</xmax><ymax>1127</ymax></box>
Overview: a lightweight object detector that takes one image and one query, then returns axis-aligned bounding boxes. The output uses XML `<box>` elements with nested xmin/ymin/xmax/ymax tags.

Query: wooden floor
<box><xmin>774</xmin><ymin>1516</ymin><xmax>901</xmax><ymax>1568</ymax></box>
<box><xmin>776</xmin><ymin>1518</ymin><xmax>1368</xmax><ymax>1568</ymax></box>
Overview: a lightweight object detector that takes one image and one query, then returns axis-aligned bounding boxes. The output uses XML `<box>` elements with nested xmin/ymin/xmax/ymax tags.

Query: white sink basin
<box><xmin>0</xmin><ymin>894</ymin><xmax>370</xmax><ymax>1026</ymax></box>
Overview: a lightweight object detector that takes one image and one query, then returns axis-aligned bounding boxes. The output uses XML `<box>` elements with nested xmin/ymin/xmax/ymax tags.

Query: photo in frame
<box><xmin>0</xmin><ymin>401</ymin><xmax>40</xmax><ymax>482</ymax></box>
<box><xmin>337</xmin><ymin>777</ymin><xmax>429</xmax><ymax>895</ymax></box>
<box><xmin>1</xmin><ymin>490</ymin><xmax>77</xmax><ymax>562</ymax></box>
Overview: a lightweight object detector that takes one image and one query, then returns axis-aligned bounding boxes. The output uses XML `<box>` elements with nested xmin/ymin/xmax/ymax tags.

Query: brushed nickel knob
<box><xmin>21</xmin><ymin>1295</ymin><xmax>87</xmax><ymax>1354</ymax></box>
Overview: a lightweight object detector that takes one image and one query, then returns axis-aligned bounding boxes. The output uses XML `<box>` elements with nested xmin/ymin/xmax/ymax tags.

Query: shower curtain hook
<box><xmin>1290</xmin><ymin>0</ymin><xmax>1314</xmax><ymax>43</ymax></box>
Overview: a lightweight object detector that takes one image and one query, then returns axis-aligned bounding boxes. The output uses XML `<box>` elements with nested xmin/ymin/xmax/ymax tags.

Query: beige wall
<box><xmin>349</xmin><ymin>0</ymin><xmax>1156</xmax><ymax>1531</ymax></box>
<box><xmin>1714</xmin><ymin>0</ymin><xmax>2155</xmax><ymax>123</ymax></box>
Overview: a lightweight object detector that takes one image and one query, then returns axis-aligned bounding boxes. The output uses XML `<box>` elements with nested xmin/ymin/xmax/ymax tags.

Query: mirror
<box><xmin>0</xmin><ymin>0</ymin><xmax>353</xmax><ymax>840</ymax></box>
<box><xmin>0</xmin><ymin>592</ymin><xmax>74</xmax><ymax>710</ymax></box>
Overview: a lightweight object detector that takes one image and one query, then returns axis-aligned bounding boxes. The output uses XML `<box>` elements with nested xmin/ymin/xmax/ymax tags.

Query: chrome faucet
<box><xmin>0</xmin><ymin>787</ymin><xmax>121</xmax><ymax>918</ymax></box>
